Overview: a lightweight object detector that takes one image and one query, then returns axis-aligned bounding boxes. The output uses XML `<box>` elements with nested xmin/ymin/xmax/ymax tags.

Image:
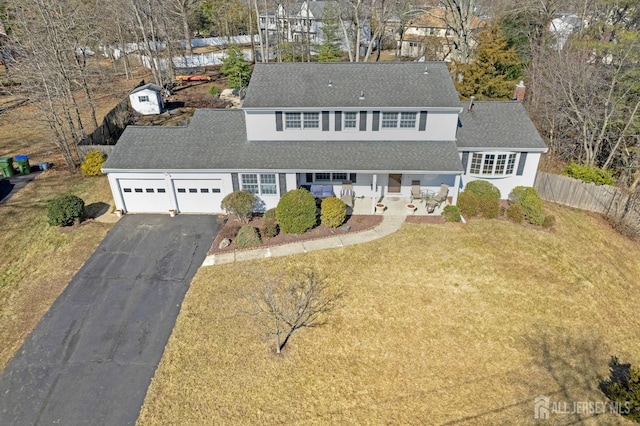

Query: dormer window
<box><xmin>381</xmin><ymin>112</ymin><xmax>417</xmax><ymax>129</ymax></box>
<box><xmin>344</xmin><ymin>112</ymin><xmax>358</xmax><ymax>129</ymax></box>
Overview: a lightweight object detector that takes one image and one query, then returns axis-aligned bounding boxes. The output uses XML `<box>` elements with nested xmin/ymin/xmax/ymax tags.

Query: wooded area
<box><xmin>0</xmin><ymin>0</ymin><xmax>638</xmax><ymax>192</ymax></box>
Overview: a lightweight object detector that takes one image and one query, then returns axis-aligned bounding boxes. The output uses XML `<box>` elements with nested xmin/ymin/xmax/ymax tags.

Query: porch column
<box><xmin>452</xmin><ymin>174</ymin><xmax>462</xmax><ymax>205</ymax></box>
<box><xmin>371</xmin><ymin>173</ymin><xmax>378</xmax><ymax>214</ymax></box>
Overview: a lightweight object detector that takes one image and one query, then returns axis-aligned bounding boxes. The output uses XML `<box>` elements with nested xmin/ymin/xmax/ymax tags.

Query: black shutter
<box><xmin>359</xmin><ymin>111</ymin><xmax>367</xmax><ymax>131</ymax></box>
<box><xmin>372</xmin><ymin>111</ymin><xmax>380</xmax><ymax>131</ymax></box>
<box><xmin>335</xmin><ymin>111</ymin><xmax>342</xmax><ymax>131</ymax></box>
<box><xmin>461</xmin><ymin>152</ymin><xmax>469</xmax><ymax>171</ymax></box>
<box><xmin>350</xmin><ymin>173</ymin><xmax>357</xmax><ymax>183</ymax></box>
<box><xmin>306</xmin><ymin>173</ymin><xmax>313</xmax><ymax>183</ymax></box>
<box><xmin>231</xmin><ymin>173</ymin><xmax>239</xmax><ymax>191</ymax></box>
<box><xmin>516</xmin><ymin>152</ymin><xmax>527</xmax><ymax>176</ymax></box>
<box><xmin>419</xmin><ymin>111</ymin><xmax>427</xmax><ymax>131</ymax></box>
<box><xmin>322</xmin><ymin>111</ymin><xmax>329</xmax><ymax>131</ymax></box>
<box><xmin>275</xmin><ymin>111</ymin><xmax>283</xmax><ymax>131</ymax></box>
<box><xmin>278</xmin><ymin>173</ymin><xmax>287</xmax><ymax>194</ymax></box>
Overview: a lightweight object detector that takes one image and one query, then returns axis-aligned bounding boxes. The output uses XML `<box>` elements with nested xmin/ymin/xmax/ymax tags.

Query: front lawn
<box><xmin>138</xmin><ymin>203</ymin><xmax>640</xmax><ymax>425</ymax></box>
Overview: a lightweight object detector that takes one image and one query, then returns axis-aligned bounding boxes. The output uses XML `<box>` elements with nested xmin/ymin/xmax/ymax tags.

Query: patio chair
<box><xmin>426</xmin><ymin>184</ymin><xmax>449</xmax><ymax>211</ymax></box>
<box><xmin>340</xmin><ymin>180</ymin><xmax>355</xmax><ymax>208</ymax></box>
<box><xmin>410</xmin><ymin>180</ymin><xmax>421</xmax><ymax>203</ymax></box>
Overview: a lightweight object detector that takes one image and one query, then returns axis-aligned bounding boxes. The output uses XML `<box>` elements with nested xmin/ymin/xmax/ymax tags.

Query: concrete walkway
<box><xmin>203</xmin><ymin>214</ymin><xmax>406</xmax><ymax>266</ymax></box>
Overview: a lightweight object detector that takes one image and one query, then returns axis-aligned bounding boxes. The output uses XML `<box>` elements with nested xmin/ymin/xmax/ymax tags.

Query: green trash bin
<box><xmin>0</xmin><ymin>157</ymin><xmax>15</xmax><ymax>177</ymax></box>
<box><xmin>15</xmin><ymin>155</ymin><xmax>30</xmax><ymax>175</ymax></box>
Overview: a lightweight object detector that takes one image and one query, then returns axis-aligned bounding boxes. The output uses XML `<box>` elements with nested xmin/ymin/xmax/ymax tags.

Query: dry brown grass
<box><xmin>0</xmin><ymin>172</ymin><xmax>115</xmax><ymax>369</ymax></box>
<box><xmin>139</xmin><ymin>203</ymin><xmax>640</xmax><ymax>425</ymax></box>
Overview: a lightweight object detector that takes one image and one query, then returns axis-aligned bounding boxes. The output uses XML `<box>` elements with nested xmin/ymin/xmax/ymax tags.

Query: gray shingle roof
<box><xmin>456</xmin><ymin>101</ymin><xmax>548</xmax><ymax>151</ymax></box>
<box><xmin>130</xmin><ymin>83</ymin><xmax>162</xmax><ymax>94</ymax></box>
<box><xmin>242</xmin><ymin>62</ymin><xmax>461</xmax><ymax>109</ymax></box>
<box><xmin>103</xmin><ymin>109</ymin><xmax>463</xmax><ymax>173</ymax></box>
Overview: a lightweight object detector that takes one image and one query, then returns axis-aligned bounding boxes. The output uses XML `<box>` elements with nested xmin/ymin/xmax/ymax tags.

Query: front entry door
<box><xmin>388</xmin><ymin>174</ymin><xmax>402</xmax><ymax>193</ymax></box>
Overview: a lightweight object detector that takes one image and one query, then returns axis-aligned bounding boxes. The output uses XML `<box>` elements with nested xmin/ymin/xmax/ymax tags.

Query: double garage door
<box><xmin>119</xmin><ymin>178</ymin><xmax>225</xmax><ymax>213</ymax></box>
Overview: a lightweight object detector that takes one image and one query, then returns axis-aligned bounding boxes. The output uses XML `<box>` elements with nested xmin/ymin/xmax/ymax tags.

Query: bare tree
<box><xmin>438</xmin><ymin>0</ymin><xmax>476</xmax><ymax>64</ymax></box>
<box><xmin>243</xmin><ymin>268</ymin><xmax>343</xmax><ymax>354</ymax></box>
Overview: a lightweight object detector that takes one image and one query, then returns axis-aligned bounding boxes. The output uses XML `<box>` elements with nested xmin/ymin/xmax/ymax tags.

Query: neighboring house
<box><xmin>549</xmin><ymin>14</ymin><xmax>586</xmax><ymax>50</ymax></box>
<box><xmin>396</xmin><ymin>8</ymin><xmax>484</xmax><ymax>60</ymax></box>
<box><xmin>102</xmin><ymin>62</ymin><xmax>547</xmax><ymax>214</ymax></box>
<box><xmin>259</xmin><ymin>1</ymin><xmax>327</xmax><ymax>45</ymax></box>
<box><xmin>129</xmin><ymin>83</ymin><xmax>164</xmax><ymax>115</ymax></box>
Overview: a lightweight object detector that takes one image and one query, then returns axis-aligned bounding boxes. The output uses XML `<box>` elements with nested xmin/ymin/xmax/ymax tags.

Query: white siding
<box><xmin>129</xmin><ymin>89</ymin><xmax>163</xmax><ymax>115</ymax></box>
<box><xmin>244</xmin><ymin>109</ymin><xmax>460</xmax><ymax>141</ymax></box>
<box><xmin>460</xmin><ymin>152</ymin><xmax>542</xmax><ymax>199</ymax></box>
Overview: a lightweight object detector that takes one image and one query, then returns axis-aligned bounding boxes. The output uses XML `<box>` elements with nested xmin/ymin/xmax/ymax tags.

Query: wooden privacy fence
<box><xmin>534</xmin><ymin>172</ymin><xmax>638</xmax><ymax>221</ymax></box>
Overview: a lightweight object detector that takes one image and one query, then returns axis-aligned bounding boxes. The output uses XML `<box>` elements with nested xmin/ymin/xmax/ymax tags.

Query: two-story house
<box><xmin>102</xmin><ymin>62</ymin><xmax>547</xmax><ymax>214</ymax></box>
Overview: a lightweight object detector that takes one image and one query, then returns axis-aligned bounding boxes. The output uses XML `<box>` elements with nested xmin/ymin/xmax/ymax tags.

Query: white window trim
<box><xmin>285</xmin><ymin>112</ymin><xmax>320</xmax><ymax>129</ymax></box>
<box><xmin>241</xmin><ymin>173</ymin><xmax>279</xmax><ymax>195</ymax></box>
<box><xmin>138</xmin><ymin>95</ymin><xmax>150</xmax><ymax>102</ymax></box>
<box><xmin>343</xmin><ymin>111</ymin><xmax>358</xmax><ymax>130</ymax></box>
<box><xmin>313</xmin><ymin>172</ymin><xmax>349</xmax><ymax>183</ymax></box>
<box><xmin>468</xmin><ymin>152</ymin><xmax>518</xmax><ymax>177</ymax></box>
<box><xmin>381</xmin><ymin>112</ymin><xmax>417</xmax><ymax>129</ymax></box>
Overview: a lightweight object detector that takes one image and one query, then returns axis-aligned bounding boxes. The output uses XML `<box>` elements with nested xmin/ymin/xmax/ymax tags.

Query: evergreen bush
<box><xmin>509</xmin><ymin>186</ymin><xmax>545</xmax><ymax>226</ymax></box>
<box><xmin>442</xmin><ymin>205</ymin><xmax>461</xmax><ymax>222</ymax></box>
<box><xmin>565</xmin><ymin>162</ymin><xmax>615</xmax><ymax>186</ymax></box>
<box><xmin>542</xmin><ymin>215</ymin><xmax>556</xmax><ymax>228</ymax></box>
<box><xmin>276</xmin><ymin>189</ymin><xmax>317</xmax><ymax>234</ymax></box>
<box><xmin>260</xmin><ymin>220</ymin><xmax>279</xmax><ymax>239</ymax></box>
<box><xmin>264</xmin><ymin>208</ymin><xmax>277</xmax><ymax>222</ymax></box>
<box><xmin>80</xmin><ymin>150</ymin><xmax>106</xmax><ymax>176</ymax></box>
<box><xmin>47</xmin><ymin>194</ymin><xmax>85</xmax><ymax>227</ymax></box>
<box><xmin>506</xmin><ymin>203</ymin><xmax>525</xmax><ymax>224</ymax></box>
<box><xmin>236</xmin><ymin>225</ymin><xmax>262</xmax><ymax>247</ymax></box>
<box><xmin>221</xmin><ymin>190</ymin><xmax>257</xmax><ymax>223</ymax></box>
<box><xmin>457</xmin><ymin>191</ymin><xmax>480</xmax><ymax>217</ymax></box>
<box><xmin>321</xmin><ymin>197</ymin><xmax>347</xmax><ymax>228</ymax></box>
<box><xmin>464</xmin><ymin>180</ymin><xmax>501</xmax><ymax>199</ymax></box>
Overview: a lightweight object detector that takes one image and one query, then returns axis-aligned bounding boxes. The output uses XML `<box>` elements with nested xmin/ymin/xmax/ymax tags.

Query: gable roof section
<box><xmin>456</xmin><ymin>101</ymin><xmax>547</xmax><ymax>151</ymax></box>
<box><xmin>130</xmin><ymin>83</ymin><xmax>162</xmax><ymax>95</ymax></box>
<box><xmin>103</xmin><ymin>109</ymin><xmax>463</xmax><ymax>173</ymax></box>
<box><xmin>242</xmin><ymin>62</ymin><xmax>461</xmax><ymax>109</ymax></box>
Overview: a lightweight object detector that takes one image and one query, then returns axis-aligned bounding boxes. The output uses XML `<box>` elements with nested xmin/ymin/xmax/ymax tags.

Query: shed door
<box><xmin>174</xmin><ymin>179</ymin><xmax>225</xmax><ymax>213</ymax></box>
<box><xmin>119</xmin><ymin>179</ymin><xmax>172</xmax><ymax>213</ymax></box>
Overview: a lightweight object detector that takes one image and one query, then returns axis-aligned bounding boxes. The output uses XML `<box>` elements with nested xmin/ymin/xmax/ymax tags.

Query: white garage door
<box><xmin>174</xmin><ymin>179</ymin><xmax>225</xmax><ymax>213</ymax></box>
<box><xmin>119</xmin><ymin>179</ymin><xmax>172</xmax><ymax>213</ymax></box>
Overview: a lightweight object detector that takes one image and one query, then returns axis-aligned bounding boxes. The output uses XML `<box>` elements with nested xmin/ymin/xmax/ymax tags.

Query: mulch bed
<box><xmin>208</xmin><ymin>214</ymin><xmax>383</xmax><ymax>255</ymax></box>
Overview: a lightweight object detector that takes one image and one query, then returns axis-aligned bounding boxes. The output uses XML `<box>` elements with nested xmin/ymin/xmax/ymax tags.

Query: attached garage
<box><xmin>173</xmin><ymin>179</ymin><xmax>226</xmax><ymax>213</ymax></box>
<box><xmin>118</xmin><ymin>178</ymin><xmax>172</xmax><ymax>213</ymax></box>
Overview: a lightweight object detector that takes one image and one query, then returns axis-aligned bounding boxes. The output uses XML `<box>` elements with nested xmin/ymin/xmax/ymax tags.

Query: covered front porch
<box><xmin>296</xmin><ymin>171</ymin><xmax>461</xmax><ymax>215</ymax></box>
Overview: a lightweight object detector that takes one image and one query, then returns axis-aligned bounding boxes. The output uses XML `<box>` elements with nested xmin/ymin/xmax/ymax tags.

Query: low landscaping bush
<box><xmin>260</xmin><ymin>220</ymin><xmax>279</xmax><ymax>239</ymax></box>
<box><xmin>263</xmin><ymin>208</ymin><xmax>277</xmax><ymax>222</ymax></box>
<box><xmin>219</xmin><ymin>223</ymin><xmax>242</xmax><ymax>240</ymax></box>
<box><xmin>565</xmin><ymin>162</ymin><xmax>615</xmax><ymax>186</ymax></box>
<box><xmin>458</xmin><ymin>181</ymin><xmax>501</xmax><ymax>219</ymax></box>
<box><xmin>221</xmin><ymin>190</ymin><xmax>257</xmax><ymax>223</ymax></box>
<box><xmin>509</xmin><ymin>186</ymin><xmax>545</xmax><ymax>226</ymax></box>
<box><xmin>442</xmin><ymin>205</ymin><xmax>461</xmax><ymax>222</ymax></box>
<box><xmin>464</xmin><ymin>180</ymin><xmax>501</xmax><ymax>199</ymax></box>
<box><xmin>47</xmin><ymin>194</ymin><xmax>85</xmax><ymax>227</ymax></box>
<box><xmin>80</xmin><ymin>150</ymin><xmax>106</xmax><ymax>176</ymax></box>
<box><xmin>276</xmin><ymin>188</ymin><xmax>317</xmax><ymax>234</ymax></box>
<box><xmin>321</xmin><ymin>197</ymin><xmax>347</xmax><ymax>228</ymax></box>
<box><xmin>506</xmin><ymin>203</ymin><xmax>525</xmax><ymax>224</ymax></box>
<box><xmin>208</xmin><ymin>85</ymin><xmax>220</xmax><ymax>96</ymax></box>
<box><xmin>235</xmin><ymin>225</ymin><xmax>262</xmax><ymax>247</ymax></box>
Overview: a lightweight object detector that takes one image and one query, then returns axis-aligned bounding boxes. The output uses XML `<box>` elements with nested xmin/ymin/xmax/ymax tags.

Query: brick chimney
<box><xmin>513</xmin><ymin>81</ymin><xmax>526</xmax><ymax>102</ymax></box>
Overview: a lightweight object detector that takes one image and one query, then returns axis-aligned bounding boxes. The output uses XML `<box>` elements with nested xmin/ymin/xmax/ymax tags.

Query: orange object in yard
<box><xmin>175</xmin><ymin>75</ymin><xmax>211</xmax><ymax>82</ymax></box>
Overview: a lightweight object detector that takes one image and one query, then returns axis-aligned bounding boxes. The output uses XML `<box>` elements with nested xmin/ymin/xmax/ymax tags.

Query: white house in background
<box><xmin>129</xmin><ymin>83</ymin><xmax>164</xmax><ymax>115</ymax></box>
<box><xmin>102</xmin><ymin>62</ymin><xmax>547</xmax><ymax>214</ymax></box>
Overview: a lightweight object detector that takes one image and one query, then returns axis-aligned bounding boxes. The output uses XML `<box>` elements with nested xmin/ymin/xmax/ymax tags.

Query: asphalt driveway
<box><xmin>0</xmin><ymin>214</ymin><xmax>218</xmax><ymax>425</ymax></box>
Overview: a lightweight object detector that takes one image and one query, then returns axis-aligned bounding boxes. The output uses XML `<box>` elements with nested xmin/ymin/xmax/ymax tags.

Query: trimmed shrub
<box><xmin>442</xmin><ymin>205</ymin><xmax>461</xmax><ymax>222</ymax></box>
<box><xmin>464</xmin><ymin>180</ymin><xmax>501</xmax><ymax>199</ymax></box>
<box><xmin>219</xmin><ymin>223</ymin><xmax>242</xmax><ymax>240</ymax></box>
<box><xmin>261</xmin><ymin>220</ymin><xmax>279</xmax><ymax>239</ymax></box>
<box><xmin>221</xmin><ymin>190</ymin><xmax>257</xmax><ymax>223</ymax></box>
<box><xmin>506</xmin><ymin>203</ymin><xmax>525</xmax><ymax>224</ymax></box>
<box><xmin>276</xmin><ymin>188</ymin><xmax>317</xmax><ymax>234</ymax></box>
<box><xmin>457</xmin><ymin>191</ymin><xmax>480</xmax><ymax>217</ymax></box>
<box><xmin>235</xmin><ymin>225</ymin><xmax>262</xmax><ymax>247</ymax></box>
<box><xmin>509</xmin><ymin>186</ymin><xmax>545</xmax><ymax>226</ymax></box>
<box><xmin>264</xmin><ymin>208</ymin><xmax>277</xmax><ymax>222</ymax></box>
<box><xmin>321</xmin><ymin>197</ymin><xmax>347</xmax><ymax>228</ymax></box>
<box><xmin>48</xmin><ymin>194</ymin><xmax>85</xmax><ymax>226</ymax></box>
<box><xmin>565</xmin><ymin>162</ymin><xmax>615</xmax><ymax>185</ymax></box>
<box><xmin>80</xmin><ymin>150</ymin><xmax>105</xmax><ymax>176</ymax></box>
<box><xmin>542</xmin><ymin>214</ymin><xmax>556</xmax><ymax>229</ymax></box>
<box><xmin>478</xmin><ymin>196</ymin><xmax>501</xmax><ymax>219</ymax></box>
